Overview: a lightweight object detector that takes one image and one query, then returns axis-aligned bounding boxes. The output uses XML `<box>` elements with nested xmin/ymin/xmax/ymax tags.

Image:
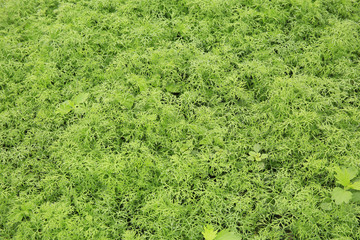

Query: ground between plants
<box><xmin>1</xmin><ymin>0</ymin><xmax>360</xmax><ymax>239</ymax></box>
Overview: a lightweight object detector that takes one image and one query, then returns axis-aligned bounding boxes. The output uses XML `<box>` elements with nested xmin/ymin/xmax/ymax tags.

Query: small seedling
<box><xmin>202</xmin><ymin>225</ymin><xmax>217</xmax><ymax>240</ymax></box>
<box><xmin>55</xmin><ymin>93</ymin><xmax>89</xmax><ymax>114</ymax></box>
<box><xmin>202</xmin><ymin>225</ymin><xmax>241</xmax><ymax>240</ymax></box>
<box><xmin>331</xmin><ymin>166</ymin><xmax>360</xmax><ymax>205</ymax></box>
<box><xmin>247</xmin><ymin>144</ymin><xmax>268</xmax><ymax>162</ymax></box>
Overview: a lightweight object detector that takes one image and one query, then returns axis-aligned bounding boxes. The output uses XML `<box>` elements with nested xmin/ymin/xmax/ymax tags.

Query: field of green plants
<box><xmin>1</xmin><ymin>0</ymin><xmax>360</xmax><ymax>239</ymax></box>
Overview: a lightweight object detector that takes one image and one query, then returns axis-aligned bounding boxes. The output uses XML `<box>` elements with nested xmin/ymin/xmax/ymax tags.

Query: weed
<box><xmin>331</xmin><ymin>166</ymin><xmax>360</xmax><ymax>205</ymax></box>
<box><xmin>1</xmin><ymin>0</ymin><xmax>360</xmax><ymax>239</ymax></box>
<box><xmin>248</xmin><ymin>144</ymin><xmax>268</xmax><ymax>162</ymax></box>
<box><xmin>202</xmin><ymin>225</ymin><xmax>241</xmax><ymax>240</ymax></box>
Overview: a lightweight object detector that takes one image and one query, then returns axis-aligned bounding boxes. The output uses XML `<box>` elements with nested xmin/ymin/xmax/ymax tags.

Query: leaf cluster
<box><xmin>1</xmin><ymin>0</ymin><xmax>360</xmax><ymax>239</ymax></box>
<box><xmin>202</xmin><ymin>225</ymin><xmax>241</xmax><ymax>240</ymax></box>
<box><xmin>331</xmin><ymin>167</ymin><xmax>360</xmax><ymax>205</ymax></box>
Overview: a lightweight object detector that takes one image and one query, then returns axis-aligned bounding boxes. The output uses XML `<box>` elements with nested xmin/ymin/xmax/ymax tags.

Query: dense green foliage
<box><xmin>1</xmin><ymin>0</ymin><xmax>360</xmax><ymax>239</ymax></box>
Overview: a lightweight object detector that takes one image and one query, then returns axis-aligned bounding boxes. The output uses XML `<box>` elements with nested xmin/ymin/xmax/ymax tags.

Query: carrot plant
<box><xmin>1</xmin><ymin>0</ymin><xmax>360</xmax><ymax>239</ymax></box>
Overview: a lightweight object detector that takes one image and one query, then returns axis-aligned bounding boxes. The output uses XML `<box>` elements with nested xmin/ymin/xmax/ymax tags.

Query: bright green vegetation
<box><xmin>1</xmin><ymin>0</ymin><xmax>360</xmax><ymax>239</ymax></box>
<box><xmin>202</xmin><ymin>225</ymin><xmax>240</xmax><ymax>240</ymax></box>
<box><xmin>331</xmin><ymin>166</ymin><xmax>360</xmax><ymax>205</ymax></box>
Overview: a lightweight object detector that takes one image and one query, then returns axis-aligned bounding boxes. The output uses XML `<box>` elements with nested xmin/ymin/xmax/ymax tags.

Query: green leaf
<box><xmin>351</xmin><ymin>192</ymin><xmax>360</xmax><ymax>203</ymax></box>
<box><xmin>215</xmin><ymin>230</ymin><xmax>241</xmax><ymax>240</ymax></box>
<box><xmin>331</xmin><ymin>187</ymin><xmax>352</xmax><ymax>205</ymax></box>
<box><xmin>346</xmin><ymin>167</ymin><xmax>358</xmax><ymax>180</ymax></box>
<box><xmin>56</xmin><ymin>100</ymin><xmax>73</xmax><ymax>114</ymax></box>
<box><xmin>349</xmin><ymin>181</ymin><xmax>360</xmax><ymax>190</ymax></box>
<box><xmin>73</xmin><ymin>93</ymin><xmax>89</xmax><ymax>105</ymax></box>
<box><xmin>202</xmin><ymin>225</ymin><xmax>217</xmax><ymax>240</ymax></box>
<box><xmin>261</xmin><ymin>154</ymin><xmax>268</xmax><ymax>160</ymax></box>
<box><xmin>253</xmin><ymin>144</ymin><xmax>261</xmax><ymax>153</ymax></box>
<box><xmin>334</xmin><ymin>167</ymin><xmax>357</xmax><ymax>187</ymax></box>
<box><xmin>249</xmin><ymin>151</ymin><xmax>257</xmax><ymax>157</ymax></box>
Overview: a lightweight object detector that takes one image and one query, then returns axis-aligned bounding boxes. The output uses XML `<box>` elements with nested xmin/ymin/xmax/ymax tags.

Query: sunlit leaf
<box><xmin>331</xmin><ymin>187</ymin><xmax>352</xmax><ymax>205</ymax></box>
<box><xmin>56</xmin><ymin>100</ymin><xmax>73</xmax><ymax>114</ymax></box>
<box><xmin>215</xmin><ymin>230</ymin><xmax>242</xmax><ymax>240</ymax></box>
<box><xmin>202</xmin><ymin>225</ymin><xmax>217</xmax><ymax>240</ymax></box>
<box><xmin>334</xmin><ymin>166</ymin><xmax>357</xmax><ymax>187</ymax></box>
<box><xmin>73</xmin><ymin>93</ymin><xmax>89</xmax><ymax>105</ymax></box>
<box><xmin>351</xmin><ymin>192</ymin><xmax>360</xmax><ymax>203</ymax></box>
<box><xmin>249</xmin><ymin>151</ymin><xmax>257</xmax><ymax>157</ymax></box>
<box><xmin>349</xmin><ymin>181</ymin><xmax>360</xmax><ymax>190</ymax></box>
<box><xmin>253</xmin><ymin>144</ymin><xmax>261</xmax><ymax>153</ymax></box>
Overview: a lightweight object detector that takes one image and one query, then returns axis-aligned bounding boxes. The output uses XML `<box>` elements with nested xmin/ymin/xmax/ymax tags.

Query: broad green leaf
<box><xmin>346</xmin><ymin>167</ymin><xmax>358</xmax><ymax>180</ymax></box>
<box><xmin>56</xmin><ymin>100</ymin><xmax>73</xmax><ymax>114</ymax></box>
<box><xmin>349</xmin><ymin>181</ymin><xmax>360</xmax><ymax>190</ymax></box>
<box><xmin>215</xmin><ymin>230</ymin><xmax>241</xmax><ymax>240</ymax></box>
<box><xmin>255</xmin><ymin>154</ymin><xmax>262</xmax><ymax>161</ymax></box>
<box><xmin>351</xmin><ymin>192</ymin><xmax>360</xmax><ymax>203</ymax></box>
<box><xmin>261</xmin><ymin>154</ymin><xmax>268</xmax><ymax>160</ymax></box>
<box><xmin>249</xmin><ymin>151</ymin><xmax>257</xmax><ymax>157</ymax></box>
<box><xmin>73</xmin><ymin>93</ymin><xmax>89</xmax><ymax>105</ymax></box>
<box><xmin>334</xmin><ymin>167</ymin><xmax>357</xmax><ymax>187</ymax></box>
<box><xmin>253</xmin><ymin>144</ymin><xmax>261</xmax><ymax>153</ymax></box>
<box><xmin>331</xmin><ymin>187</ymin><xmax>352</xmax><ymax>205</ymax></box>
<box><xmin>202</xmin><ymin>225</ymin><xmax>217</xmax><ymax>240</ymax></box>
